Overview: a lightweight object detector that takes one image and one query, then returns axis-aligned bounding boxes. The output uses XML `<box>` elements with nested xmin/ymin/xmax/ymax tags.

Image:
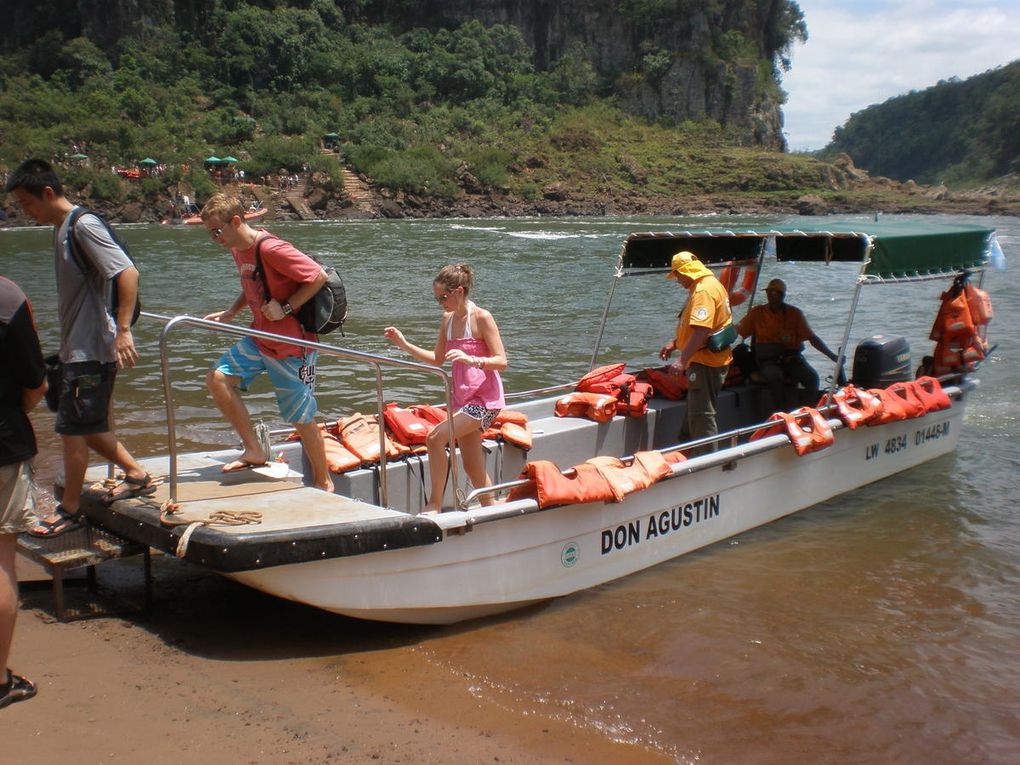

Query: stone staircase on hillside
<box><xmin>284</xmin><ymin>176</ymin><xmax>316</xmax><ymax>220</ymax></box>
<box><xmin>341</xmin><ymin>167</ymin><xmax>375</xmax><ymax>212</ymax></box>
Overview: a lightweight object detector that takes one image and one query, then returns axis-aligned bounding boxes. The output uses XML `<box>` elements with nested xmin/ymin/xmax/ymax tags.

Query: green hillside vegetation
<box><xmin>822</xmin><ymin>60</ymin><xmax>1020</xmax><ymax>186</ymax></box>
<box><xmin>2</xmin><ymin>0</ymin><xmax>1009</xmax><ymax>217</ymax></box>
<box><xmin>0</xmin><ymin>0</ymin><xmax>826</xmax><ymax>207</ymax></box>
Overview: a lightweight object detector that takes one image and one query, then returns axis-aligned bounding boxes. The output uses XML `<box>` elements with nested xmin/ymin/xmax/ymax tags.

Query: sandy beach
<box><xmin>7</xmin><ymin>553</ymin><xmax>669</xmax><ymax>765</ymax></box>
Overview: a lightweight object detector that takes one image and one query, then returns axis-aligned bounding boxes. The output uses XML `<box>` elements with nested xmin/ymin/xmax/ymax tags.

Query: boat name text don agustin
<box><xmin>601</xmin><ymin>494</ymin><xmax>721</xmax><ymax>555</ymax></box>
<box><xmin>864</xmin><ymin>420</ymin><xmax>951</xmax><ymax>461</ymax></box>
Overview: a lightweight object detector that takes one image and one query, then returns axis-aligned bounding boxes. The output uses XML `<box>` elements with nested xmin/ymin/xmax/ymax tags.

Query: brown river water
<box><xmin>2</xmin><ymin>214</ymin><xmax>1018</xmax><ymax>763</ymax></box>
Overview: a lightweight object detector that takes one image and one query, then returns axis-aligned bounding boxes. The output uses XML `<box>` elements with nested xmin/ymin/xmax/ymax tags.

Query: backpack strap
<box><xmin>65</xmin><ymin>207</ymin><xmax>135</xmax><ymax>274</ymax></box>
<box><xmin>252</xmin><ymin>233</ymin><xmax>278</xmax><ymax>303</ymax></box>
<box><xmin>65</xmin><ymin>207</ymin><xmax>92</xmax><ymax>274</ymax></box>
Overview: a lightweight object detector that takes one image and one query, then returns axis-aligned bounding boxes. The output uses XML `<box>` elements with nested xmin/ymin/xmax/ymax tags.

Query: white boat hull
<box><xmin>224</xmin><ymin>404</ymin><xmax>963</xmax><ymax>624</ymax></box>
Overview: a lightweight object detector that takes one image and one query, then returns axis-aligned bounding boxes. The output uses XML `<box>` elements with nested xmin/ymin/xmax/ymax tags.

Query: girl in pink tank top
<box><xmin>384</xmin><ymin>264</ymin><xmax>508</xmax><ymax>514</ymax></box>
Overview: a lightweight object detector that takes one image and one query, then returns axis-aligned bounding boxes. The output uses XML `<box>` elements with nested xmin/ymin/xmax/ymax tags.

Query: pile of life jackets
<box><xmin>383</xmin><ymin>402</ymin><xmax>533</xmax><ymax>452</ymax></box>
<box><xmin>289</xmin><ymin>404</ymin><xmax>534</xmax><ymax>474</ymax></box>
<box><xmin>930</xmin><ymin>277</ymin><xmax>992</xmax><ymax>376</ymax></box>
<box><xmin>822</xmin><ymin>377</ymin><xmax>951</xmax><ymax>429</ymax></box>
<box><xmin>507</xmin><ymin>450</ymin><xmax>686</xmax><ymax>509</ymax></box>
<box><xmin>555</xmin><ymin>360</ymin><xmax>748</xmax><ymax>423</ymax></box>
<box><xmin>750</xmin><ymin>376</ymin><xmax>953</xmax><ymax>457</ymax></box>
<box><xmin>555</xmin><ymin>363</ymin><xmax>654</xmax><ymax>422</ymax></box>
<box><xmin>285</xmin><ymin>413</ymin><xmax>408</xmax><ymax>474</ymax></box>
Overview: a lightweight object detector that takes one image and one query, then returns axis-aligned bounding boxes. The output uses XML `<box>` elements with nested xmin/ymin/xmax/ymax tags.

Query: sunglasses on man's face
<box><xmin>209</xmin><ymin>227</ymin><xmax>225</xmax><ymax>239</ymax></box>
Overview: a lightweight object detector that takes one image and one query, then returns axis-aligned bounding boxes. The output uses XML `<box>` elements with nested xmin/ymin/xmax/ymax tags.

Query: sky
<box><xmin>781</xmin><ymin>0</ymin><xmax>1020</xmax><ymax>151</ymax></box>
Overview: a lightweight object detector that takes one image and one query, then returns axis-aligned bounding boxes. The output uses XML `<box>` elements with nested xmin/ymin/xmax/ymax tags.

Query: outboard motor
<box><xmin>852</xmin><ymin>334</ymin><xmax>912</xmax><ymax>388</ymax></box>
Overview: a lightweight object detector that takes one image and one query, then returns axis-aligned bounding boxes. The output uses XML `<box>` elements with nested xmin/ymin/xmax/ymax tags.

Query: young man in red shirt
<box><xmin>200</xmin><ymin>194</ymin><xmax>330</xmax><ymax>491</ymax></box>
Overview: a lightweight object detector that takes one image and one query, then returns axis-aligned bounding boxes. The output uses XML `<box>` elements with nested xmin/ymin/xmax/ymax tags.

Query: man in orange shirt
<box><xmin>737</xmin><ymin>278</ymin><xmax>840</xmax><ymax>412</ymax></box>
<box><xmin>659</xmin><ymin>251</ymin><xmax>732</xmax><ymax>450</ymax></box>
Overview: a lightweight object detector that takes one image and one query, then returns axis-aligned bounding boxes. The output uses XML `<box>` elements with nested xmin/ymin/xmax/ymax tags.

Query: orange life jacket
<box><xmin>638</xmin><ymin>366</ymin><xmax>688</xmax><ymax>400</ymax></box>
<box><xmin>481</xmin><ymin>409</ymin><xmax>533</xmax><ymax>450</ymax></box>
<box><xmin>555</xmin><ymin>391</ymin><xmax>618</xmax><ymax>423</ymax></box>
<box><xmin>322</xmin><ymin>432</ymin><xmax>363</xmax><ymax>473</ymax></box>
<box><xmin>383</xmin><ymin>402</ymin><xmax>434</xmax><ymax>446</ymax></box>
<box><xmin>576</xmin><ymin>363</ymin><xmax>627</xmax><ymax>393</ymax></box>
<box><xmin>751</xmin><ymin>406</ymin><xmax>834</xmax><ymax>456</ymax></box>
<box><xmin>865</xmin><ymin>387</ymin><xmax>910</xmax><ymax>425</ymax></box>
<box><xmin>886</xmin><ymin>381</ymin><xmax>927</xmax><ymax>419</ymax></box>
<box><xmin>576</xmin><ymin>364</ymin><xmax>652</xmax><ymax>418</ymax></box>
<box><xmin>586</xmin><ymin>450</ymin><xmax>674</xmax><ymax>498</ymax></box>
<box><xmin>931</xmin><ymin>289</ymin><xmax>975</xmax><ymax>342</ymax></box>
<box><xmin>616</xmin><ymin>381</ymin><xmax>653</xmax><ymax>417</ymax></box>
<box><xmin>965</xmin><ymin>282</ymin><xmax>993</xmax><ymax>327</ymax></box>
<box><xmin>912</xmin><ymin>376</ymin><xmax>951</xmax><ymax>412</ymax></box>
<box><xmin>338</xmin><ymin>413</ymin><xmax>406</xmax><ymax>464</ymax></box>
<box><xmin>822</xmin><ymin>385</ymin><xmax>882</xmax><ymax>430</ymax></box>
<box><xmin>285</xmin><ymin>424</ymin><xmax>364</xmax><ymax>473</ymax></box>
<box><xmin>930</xmin><ymin>282</ymin><xmax>992</xmax><ymax>376</ymax></box>
<box><xmin>506</xmin><ymin>461</ymin><xmax>617</xmax><ymax>508</ymax></box>
<box><xmin>507</xmin><ymin>450</ymin><xmax>677</xmax><ymax>508</ymax></box>
<box><xmin>719</xmin><ymin>264</ymin><xmax>757</xmax><ymax>306</ymax></box>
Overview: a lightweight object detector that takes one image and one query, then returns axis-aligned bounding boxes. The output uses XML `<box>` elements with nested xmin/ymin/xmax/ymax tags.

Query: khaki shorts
<box><xmin>0</xmin><ymin>462</ymin><xmax>38</xmax><ymax>535</ymax></box>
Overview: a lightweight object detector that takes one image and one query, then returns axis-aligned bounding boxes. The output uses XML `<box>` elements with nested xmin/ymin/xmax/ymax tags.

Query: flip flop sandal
<box><xmin>221</xmin><ymin>458</ymin><xmax>270</xmax><ymax>474</ymax></box>
<box><xmin>26</xmin><ymin>505</ymin><xmax>87</xmax><ymax>539</ymax></box>
<box><xmin>102</xmin><ymin>473</ymin><xmax>157</xmax><ymax>505</ymax></box>
<box><xmin>0</xmin><ymin>670</ymin><xmax>38</xmax><ymax>709</ymax></box>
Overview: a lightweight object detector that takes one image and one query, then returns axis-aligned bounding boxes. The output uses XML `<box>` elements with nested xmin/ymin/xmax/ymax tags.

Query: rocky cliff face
<box><xmin>1</xmin><ymin>0</ymin><xmax>172</xmax><ymax>53</ymax></box>
<box><xmin>1</xmin><ymin>0</ymin><xmax>793</xmax><ymax>149</ymax></box>
<box><xmin>364</xmin><ymin>0</ymin><xmax>792</xmax><ymax>149</ymax></box>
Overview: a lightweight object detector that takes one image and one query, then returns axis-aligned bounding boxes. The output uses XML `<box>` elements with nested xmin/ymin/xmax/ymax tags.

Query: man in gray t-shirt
<box><xmin>6</xmin><ymin>159</ymin><xmax>156</xmax><ymax>537</ymax></box>
<box><xmin>55</xmin><ymin>211</ymin><xmax>134</xmax><ymax>364</ymax></box>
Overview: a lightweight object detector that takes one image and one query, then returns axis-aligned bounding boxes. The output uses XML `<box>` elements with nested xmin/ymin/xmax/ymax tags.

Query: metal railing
<box><xmin>143</xmin><ymin>311</ymin><xmax>459</xmax><ymax>508</ymax></box>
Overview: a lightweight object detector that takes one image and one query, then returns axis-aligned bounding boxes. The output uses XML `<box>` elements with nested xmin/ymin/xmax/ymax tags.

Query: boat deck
<box><xmin>80</xmin><ymin>452</ymin><xmax>443</xmax><ymax>572</ymax></box>
<box><xmin>79</xmin><ymin>382</ymin><xmax>774</xmax><ymax>572</ymax></box>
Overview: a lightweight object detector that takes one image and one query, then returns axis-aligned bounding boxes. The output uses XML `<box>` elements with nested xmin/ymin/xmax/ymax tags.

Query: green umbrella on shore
<box><xmin>204</xmin><ymin>156</ymin><xmax>222</xmax><ymax>163</ymax></box>
<box><xmin>138</xmin><ymin>158</ymin><xmax>157</xmax><ymax>165</ymax></box>
<box><xmin>221</xmin><ymin>156</ymin><xmax>239</xmax><ymax>163</ymax></box>
<box><xmin>69</xmin><ymin>153</ymin><xmax>89</xmax><ymax>160</ymax></box>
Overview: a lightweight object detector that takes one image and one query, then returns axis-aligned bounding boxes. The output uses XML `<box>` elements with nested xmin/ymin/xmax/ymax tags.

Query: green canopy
<box><xmin>69</xmin><ymin>153</ymin><xmax>88</xmax><ymax>160</ymax></box>
<box><xmin>138</xmin><ymin>158</ymin><xmax>157</xmax><ymax>165</ymax></box>
<box><xmin>204</xmin><ymin>156</ymin><xmax>222</xmax><ymax>163</ymax></box>
<box><xmin>323</xmin><ymin>132</ymin><xmax>340</xmax><ymax>139</ymax></box>
<box><xmin>621</xmin><ymin>221</ymin><xmax>996</xmax><ymax>281</ymax></box>
<box><xmin>221</xmin><ymin>156</ymin><xmax>239</xmax><ymax>163</ymax></box>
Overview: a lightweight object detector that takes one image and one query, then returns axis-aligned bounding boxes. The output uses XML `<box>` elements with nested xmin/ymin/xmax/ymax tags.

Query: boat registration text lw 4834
<box><xmin>865</xmin><ymin>420</ymin><xmax>951</xmax><ymax>460</ymax></box>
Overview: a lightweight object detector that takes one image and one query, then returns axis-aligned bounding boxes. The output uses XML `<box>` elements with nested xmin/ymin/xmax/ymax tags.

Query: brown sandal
<box><xmin>102</xmin><ymin>473</ymin><xmax>157</xmax><ymax>505</ymax></box>
<box><xmin>27</xmin><ymin>505</ymin><xmax>86</xmax><ymax>538</ymax></box>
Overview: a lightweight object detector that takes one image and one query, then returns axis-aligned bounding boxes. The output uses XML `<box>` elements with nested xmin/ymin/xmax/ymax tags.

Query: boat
<box><xmin>160</xmin><ymin>207</ymin><xmax>268</xmax><ymax>226</ymax></box>
<box><xmin>75</xmin><ymin>221</ymin><xmax>1002</xmax><ymax>624</ymax></box>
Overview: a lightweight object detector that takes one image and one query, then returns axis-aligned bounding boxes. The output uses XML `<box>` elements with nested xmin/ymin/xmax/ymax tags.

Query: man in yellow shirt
<box><xmin>736</xmin><ymin>278</ymin><xmax>840</xmax><ymax>412</ymax></box>
<box><xmin>659</xmin><ymin>251</ymin><xmax>732</xmax><ymax>450</ymax></box>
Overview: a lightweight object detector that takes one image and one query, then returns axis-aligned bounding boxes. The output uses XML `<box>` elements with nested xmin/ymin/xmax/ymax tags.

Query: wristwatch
<box><xmin>281</xmin><ymin>301</ymin><xmax>293</xmax><ymax>316</ymax></box>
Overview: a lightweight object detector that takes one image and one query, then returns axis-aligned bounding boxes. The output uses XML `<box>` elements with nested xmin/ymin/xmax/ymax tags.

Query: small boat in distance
<box><xmin>78</xmin><ymin>221</ymin><xmax>1002</xmax><ymax>624</ymax></box>
<box><xmin>161</xmin><ymin>206</ymin><xmax>268</xmax><ymax>226</ymax></box>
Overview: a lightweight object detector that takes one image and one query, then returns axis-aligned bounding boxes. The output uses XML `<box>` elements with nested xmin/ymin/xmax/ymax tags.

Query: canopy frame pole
<box><xmin>824</xmin><ymin>236</ymin><xmax>873</xmax><ymax>403</ymax></box>
<box><xmin>588</xmin><ymin>246</ymin><xmax>625</xmax><ymax>370</ymax></box>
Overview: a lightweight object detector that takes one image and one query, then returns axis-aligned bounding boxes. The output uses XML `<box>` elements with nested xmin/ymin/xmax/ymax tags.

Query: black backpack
<box><xmin>66</xmin><ymin>207</ymin><xmax>141</xmax><ymax>326</ymax></box>
<box><xmin>254</xmin><ymin>236</ymin><xmax>348</xmax><ymax>335</ymax></box>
